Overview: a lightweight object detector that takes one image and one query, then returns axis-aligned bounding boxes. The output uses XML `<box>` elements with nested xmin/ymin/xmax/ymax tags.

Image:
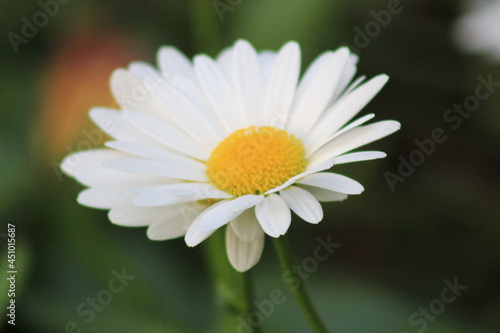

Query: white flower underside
<box><xmin>61</xmin><ymin>40</ymin><xmax>400</xmax><ymax>272</ymax></box>
<box><xmin>454</xmin><ymin>0</ymin><xmax>500</xmax><ymax>61</ymax></box>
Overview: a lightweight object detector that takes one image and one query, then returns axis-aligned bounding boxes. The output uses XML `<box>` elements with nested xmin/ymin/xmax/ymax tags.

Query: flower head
<box><xmin>62</xmin><ymin>40</ymin><xmax>400</xmax><ymax>271</ymax></box>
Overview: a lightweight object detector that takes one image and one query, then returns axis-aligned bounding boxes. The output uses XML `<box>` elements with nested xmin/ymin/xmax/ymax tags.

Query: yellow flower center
<box><xmin>206</xmin><ymin>126</ymin><xmax>307</xmax><ymax>196</ymax></box>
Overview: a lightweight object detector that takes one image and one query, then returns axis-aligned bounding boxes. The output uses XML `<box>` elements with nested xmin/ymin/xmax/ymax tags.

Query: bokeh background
<box><xmin>1</xmin><ymin>0</ymin><xmax>499</xmax><ymax>332</ymax></box>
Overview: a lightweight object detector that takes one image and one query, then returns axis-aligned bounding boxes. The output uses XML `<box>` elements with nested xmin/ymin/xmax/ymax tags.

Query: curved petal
<box><xmin>255</xmin><ymin>194</ymin><xmax>291</xmax><ymax>238</ymax></box>
<box><xmin>330</xmin><ymin>53</ymin><xmax>359</xmax><ymax>102</ymax></box>
<box><xmin>184</xmin><ymin>224</ymin><xmax>216</xmax><ymax>247</ymax></box>
<box><xmin>265</xmin><ymin>159</ymin><xmax>335</xmax><ymax>194</ymax></box>
<box><xmin>185</xmin><ymin>196</ymin><xmax>264</xmax><ymax>246</ymax></box>
<box><xmin>196</xmin><ymin>195</ymin><xmax>264</xmax><ymax>232</ymax></box>
<box><xmin>146</xmin><ymin>203</ymin><xmax>202</xmax><ymax>240</ymax></box>
<box><xmin>304</xmin><ymin>74</ymin><xmax>389</xmax><ymax>151</ymax></box>
<box><xmin>305</xmin><ymin>113</ymin><xmax>375</xmax><ymax>157</ymax></box>
<box><xmin>297</xmin><ymin>172</ymin><xmax>364</xmax><ymax>195</ymax></box>
<box><xmin>279</xmin><ymin>186</ymin><xmax>323</xmax><ymax>224</ymax></box>
<box><xmin>300</xmin><ymin>185</ymin><xmax>349</xmax><ymax>202</ymax></box>
<box><xmin>229</xmin><ymin>208</ymin><xmax>262</xmax><ymax>241</ymax></box>
<box><xmin>332</xmin><ymin>151</ymin><xmax>387</xmax><ymax>165</ymax></box>
<box><xmin>226</xmin><ymin>225</ymin><xmax>265</xmax><ymax>272</ymax></box>
<box><xmin>308</xmin><ymin>120</ymin><xmax>401</xmax><ymax>167</ymax></box>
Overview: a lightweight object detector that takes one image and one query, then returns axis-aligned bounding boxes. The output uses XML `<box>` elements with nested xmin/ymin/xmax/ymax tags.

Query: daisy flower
<box><xmin>61</xmin><ymin>40</ymin><xmax>400</xmax><ymax>272</ymax></box>
<box><xmin>454</xmin><ymin>0</ymin><xmax>500</xmax><ymax>61</ymax></box>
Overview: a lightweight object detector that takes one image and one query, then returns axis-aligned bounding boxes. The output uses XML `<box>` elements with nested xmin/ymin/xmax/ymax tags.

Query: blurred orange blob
<box><xmin>34</xmin><ymin>29</ymin><xmax>142</xmax><ymax>160</ymax></box>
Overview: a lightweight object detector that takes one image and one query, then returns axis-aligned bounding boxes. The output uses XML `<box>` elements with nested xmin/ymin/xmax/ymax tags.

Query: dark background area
<box><xmin>1</xmin><ymin>0</ymin><xmax>499</xmax><ymax>332</ymax></box>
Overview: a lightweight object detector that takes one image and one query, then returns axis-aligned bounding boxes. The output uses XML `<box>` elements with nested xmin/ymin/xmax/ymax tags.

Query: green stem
<box><xmin>273</xmin><ymin>236</ymin><xmax>330</xmax><ymax>333</ymax></box>
<box><xmin>203</xmin><ymin>229</ymin><xmax>258</xmax><ymax>332</ymax></box>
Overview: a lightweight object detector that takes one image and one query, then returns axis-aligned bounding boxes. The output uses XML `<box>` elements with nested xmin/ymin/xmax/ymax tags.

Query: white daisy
<box><xmin>454</xmin><ymin>0</ymin><xmax>500</xmax><ymax>61</ymax></box>
<box><xmin>61</xmin><ymin>40</ymin><xmax>400</xmax><ymax>272</ymax></box>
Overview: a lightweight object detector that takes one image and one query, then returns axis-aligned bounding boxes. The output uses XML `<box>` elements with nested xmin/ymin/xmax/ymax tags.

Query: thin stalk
<box><xmin>273</xmin><ymin>235</ymin><xmax>330</xmax><ymax>333</ymax></box>
<box><xmin>203</xmin><ymin>229</ymin><xmax>258</xmax><ymax>332</ymax></box>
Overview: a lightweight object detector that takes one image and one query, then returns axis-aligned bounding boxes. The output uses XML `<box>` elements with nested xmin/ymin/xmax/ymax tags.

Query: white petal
<box><xmin>194</xmin><ymin>55</ymin><xmax>242</xmax><ymax>132</ymax></box>
<box><xmin>184</xmin><ymin>223</ymin><xmax>216</xmax><ymax>247</ymax></box>
<box><xmin>105</xmin><ymin>141</ymin><xmax>204</xmax><ymax>164</ymax></box>
<box><xmin>265</xmin><ymin>159</ymin><xmax>335</xmax><ymax>194</ymax></box>
<box><xmin>304</xmin><ymin>75</ymin><xmax>389</xmax><ymax>151</ymax></box>
<box><xmin>146</xmin><ymin>204</ymin><xmax>202</xmax><ymax>240</ymax></box>
<box><xmin>308</xmin><ymin>120</ymin><xmax>401</xmax><ymax>167</ymax></box>
<box><xmin>279</xmin><ymin>186</ymin><xmax>323</xmax><ymax>224</ymax></box>
<box><xmin>128</xmin><ymin>61</ymin><xmax>163</xmax><ymax>82</ymax></box>
<box><xmin>125</xmin><ymin>62</ymin><xmax>219</xmax><ymax>148</ymax></box>
<box><xmin>77</xmin><ymin>169</ymin><xmax>165</xmax><ymax>188</ymax></box>
<box><xmin>197</xmin><ymin>195</ymin><xmax>264</xmax><ymax>232</ymax></box>
<box><xmin>103</xmin><ymin>158</ymin><xmax>207</xmax><ymax>182</ymax></box>
<box><xmin>255</xmin><ymin>194</ymin><xmax>291</xmax><ymax>238</ymax></box>
<box><xmin>61</xmin><ymin>149</ymin><xmax>127</xmax><ymax>178</ymax></box>
<box><xmin>77</xmin><ymin>187</ymin><xmax>132</xmax><ymax>209</ymax></box>
<box><xmin>168</xmin><ymin>76</ymin><xmax>226</xmax><ymax>139</ymax></box>
<box><xmin>306</xmin><ymin>113</ymin><xmax>375</xmax><ymax>157</ymax></box>
<box><xmin>287</xmin><ymin>48</ymin><xmax>349</xmax><ymax>137</ymax></box>
<box><xmin>132</xmin><ymin>183</ymin><xmax>231</xmax><ymax>207</ymax></box>
<box><xmin>263</xmin><ymin>42</ymin><xmax>301</xmax><ymax>129</ymax></box>
<box><xmin>215</xmin><ymin>46</ymin><xmax>234</xmax><ymax>81</ymax></box>
<box><xmin>229</xmin><ymin>208</ymin><xmax>262</xmax><ymax>241</ymax></box>
<box><xmin>109</xmin><ymin>199</ymin><xmax>165</xmax><ymax>227</ymax></box>
<box><xmin>232</xmin><ymin>40</ymin><xmax>266</xmax><ymax>126</ymax></box>
<box><xmin>157</xmin><ymin>46</ymin><xmax>195</xmax><ymax>80</ymax></box>
<box><xmin>330</xmin><ymin>53</ymin><xmax>359</xmax><ymax>102</ymax></box>
<box><xmin>146</xmin><ymin>79</ymin><xmax>222</xmax><ymax>149</ymax></box>
<box><xmin>300</xmin><ymin>185</ymin><xmax>349</xmax><ymax>202</ymax></box>
<box><xmin>342</xmin><ymin>75</ymin><xmax>366</xmax><ymax>97</ymax></box>
<box><xmin>226</xmin><ymin>226</ymin><xmax>265</xmax><ymax>272</ymax></box>
<box><xmin>109</xmin><ymin>200</ymin><xmax>200</xmax><ymax>230</ymax></box>
<box><xmin>258</xmin><ymin>51</ymin><xmax>276</xmax><ymax>83</ymax></box>
<box><xmin>89</xmin><ymin>108</ymin><xmax>159</xmax><ymax>145</ymax></box>
<box><xmin>123</xmin><ymin>110</ymin><xmax>209</xmax><ymax>160</ymax></box>
<box><xmin>61</xmin><ymin>148</ymin><xmax>165</xmax><ymax>187</ymax></box>
<box><xmin>297</xmin><ymin>173</ymin><xmax>364</xmax><ymax>195</ymax></box>
<box><xmin>110</xmin><ymin>69</ymin><xmax>170</xmax><ymax>120</ymax></box>
<box><xmin>147</xmin><ymin>219</ymin><xmax>189</xmax><ymax>240</ymax></box>
<box><xmin>333</xmin><ymin>151</ymin><xmax>387</xmax><ymax>165</ymax></box>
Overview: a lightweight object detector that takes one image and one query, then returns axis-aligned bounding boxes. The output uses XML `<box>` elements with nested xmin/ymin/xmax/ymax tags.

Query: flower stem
<box><xmin>273</xmin><ymin>235</ymin><xmax>330</xmax><ymax>333</ymax></box>
<box><xmin>203</xmin><ymin>229</ymin><xmax>259</xmax><ymax>332</ymax></box>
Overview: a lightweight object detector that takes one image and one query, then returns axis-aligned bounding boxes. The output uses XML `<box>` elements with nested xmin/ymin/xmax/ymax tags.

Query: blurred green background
<box><xmin>1</xmin><ymin>0</ymin><xmax>499</xmax><ymax>332</ymax></box>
